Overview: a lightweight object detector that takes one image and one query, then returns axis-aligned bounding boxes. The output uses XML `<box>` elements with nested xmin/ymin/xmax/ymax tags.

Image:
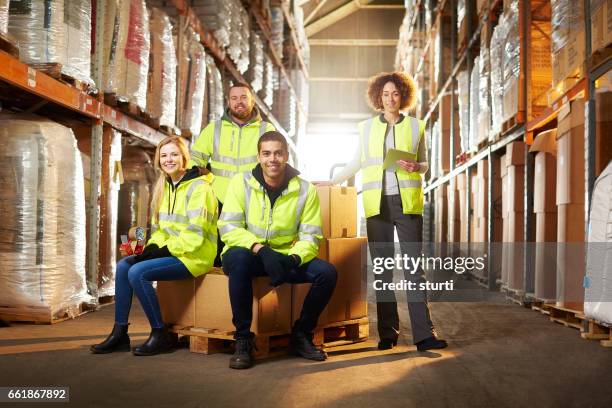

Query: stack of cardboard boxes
<box><xmin>531</xmin><ymin>130</ymin><xmax>558</xmax><ymax>301</ymax></box>
<box><xmin>434</xmin><ymin>185</ymin><xmax>448</xmax><ymax>245</ymax></box>
<box><xmin>555</xmin><ymin>99</ymin><xmax>586</xmax><ymax>310</ymax></box>
<box><xmin>503</xmin><ymin>142</ymin><xmax>527</xmax><ymax>291</ymax></box>
<box><xmin>159</xmin><ymin>186</ymin><xmax>368</xmax><ymax>335</ymax></box>
<box><xmin>437</xmin><ymin>95</ymin><xmax>461</xmax><ymax>176</ymax></box>
<box><xmin>293</xmin><ymin>186</ymin><xmax>368</xmax><ymax>327</ymax></box>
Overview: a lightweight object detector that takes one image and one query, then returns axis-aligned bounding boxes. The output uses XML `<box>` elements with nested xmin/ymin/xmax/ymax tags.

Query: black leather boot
<box><xmin>290</xmin><ymin>331</ymin><xmax>327</xmax><ymax>361</ymax></box>
<box><xmin>416</xmin><ymin>336</ymin><xmax>448</xmax><ymax>351</ymax></box>
<box><xmin>90</xmin><ymin>324</ymin><xmax>130</xmax><ymax>354</ymax></box>
<box><xmin>132</xmin><ymin>327</ymin><xmax>173</xmax><ymax>356</ymax></box>
<box><xmin>229</xmin><ymin>337</ymin><xmax>255</xmax><ymax>369</ymax></box>
<box><xmin>377</xmin><ymin>338</ymin><xmax>398</xmax><ymax>350</ymax></box>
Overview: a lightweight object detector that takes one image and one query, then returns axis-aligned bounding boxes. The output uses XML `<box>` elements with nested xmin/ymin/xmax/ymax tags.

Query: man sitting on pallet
<box><xmin>219</xmin><ymin>131</ymin><xmax>338</xmax><ymax>369</ymax></box>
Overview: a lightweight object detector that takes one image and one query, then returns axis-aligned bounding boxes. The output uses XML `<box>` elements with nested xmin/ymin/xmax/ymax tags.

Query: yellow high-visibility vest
<box><xmin>359</xmin><ymin>115</ymin><xmax>426</xmax><ymax>218</ymax></box>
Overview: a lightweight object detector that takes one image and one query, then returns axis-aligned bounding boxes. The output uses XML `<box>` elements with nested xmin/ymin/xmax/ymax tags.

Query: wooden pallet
<box><xmin>0</xmin><ymin>302</ymin><xmax>94</xmax><ymax>325</ymax></box>
<box><xmin>0</xmin><ymin>32</ymin><xmax>19</xmax><ymax>58</ymax></box>
<box><xmin>501</xmin><ymin>111</ymin><xmax>524</xmax><ymax>135</ymax></box>
<box><xmin>104</xmin><ymin>92</ymin><xmax>149</xmax><ymax>121</ymax></box>
<box><xmin>531</xmin><ymin>300</ymin><xmax>555</xmax><ymax>316</ymax></box>
<box><xmin>171</xmin><ymin>317</ymin><xmax>369</xmax><ymax>359</ymax></box>
<box><xmin>578</xmin><ymin>316</ymin><xmax>612</xmax><ymax>348</ymax></box>
<box><xmin>313</xmin><ymin>317</ymin><xmax>369</xmax><ymax>349</ymax></box>
<box><xmin>455</xmin><ymin>151</ymin><xmax>475</xmax><ymax>166</ymax></box>
<box><xmin>502</xmin><ymin>287</ymin><xmax>531</xmax><ymax>307</ymax></box>
<box><xmin>588</xmin><ymin>44</ymin><xmax>612</xmax><ymax>72</ymax></box>
<box><xmin>548</xmin><ymin>305</ymin><xmax>585</xmax><ymax>330</ymax></box>
<box><xmin>98</xmin><ymin>295</ymin><xmax>115</xmax><ymax>307</ymax></box>
<box><xmin>28</xmin><ymin>62</ymin><xmax>92</xmax><ymax>93</ymax></box>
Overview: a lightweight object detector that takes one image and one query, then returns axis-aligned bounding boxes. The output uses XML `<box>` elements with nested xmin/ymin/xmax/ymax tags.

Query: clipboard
<box><xmin>383</xmin><ymin>149</ymin><xmax>418</xmax><ymax>170</ymax></box>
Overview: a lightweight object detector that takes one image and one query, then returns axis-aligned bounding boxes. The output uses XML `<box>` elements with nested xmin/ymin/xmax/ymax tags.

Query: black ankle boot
<box><xmin>416</xmin><ymin>336</ymin><xmax>448</xmax><ymax>351</ymax></box>
<box><xmin>229</xmin><ymin>337</ymin><xmax>255</xmax><ymax>369</ymax></box>
<box><xmin>132</xmin><ymin>327</ymin><xmax>173</xmax><ymax>356</ymax></box>
<box><xmin>377</xmin><ymin>338</ymin><xmax>398</xmax><ymax>350</ymax></box>
<box><xmin>290</xmin><ymin>330</ymin><xmax>327</xmax><ymax>361</ymax></box>
<box><xmin>90</xmin><ymin>324</ymin><xmax>130</xmax><ymax>354</ymax></box>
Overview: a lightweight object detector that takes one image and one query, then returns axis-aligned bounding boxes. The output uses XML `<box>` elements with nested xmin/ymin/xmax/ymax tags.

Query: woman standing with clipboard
<box><xmin>318</xmin><ymin>72</ymin><xmax>447</xmax><ymax>352</ymax></box>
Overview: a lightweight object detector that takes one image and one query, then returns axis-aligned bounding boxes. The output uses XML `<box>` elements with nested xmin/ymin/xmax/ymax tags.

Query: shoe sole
<box><xmin>291</xmin><ymin>349</ymin><xmax>327</xmax><ymax>361</ymax></box>
<box><xmin>90</xmin><ymin>345</ymin><xmax>131</xmax><ymax>354</ymax></box>
<box><xmin>229</xmin><ymin>362</ymin><xmax>253</xmax><ymax>369</ymax></box>
<box><xmin>132</xmin><ymin>347</ymin><xmax>173</xmax><ymax>356</ymax></box>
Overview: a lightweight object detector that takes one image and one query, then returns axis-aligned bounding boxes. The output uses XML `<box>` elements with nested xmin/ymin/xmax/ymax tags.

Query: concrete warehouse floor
<box><xmin>1</xmin><ymin>284</ymin><xmax>611</xmax><ymax>408</ymax></box>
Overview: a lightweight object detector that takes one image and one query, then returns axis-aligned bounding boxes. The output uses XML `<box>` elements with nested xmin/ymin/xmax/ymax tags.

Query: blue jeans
<box><xmin>115</xmin><ymin>256</ymin><xmax>192</xmax><ymax>329</ymax></box>
<box><xmin>222</xmin><ymin>247</ymin><xmax>337</xmax><ymax>339</ymax></box>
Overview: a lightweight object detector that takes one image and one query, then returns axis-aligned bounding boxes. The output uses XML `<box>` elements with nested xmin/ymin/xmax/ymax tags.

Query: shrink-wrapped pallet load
<box><xmin>8</xmin><ymin>0</ymin><xmax>66</xmax><ymax>65</ymax></box>
<box><xmin>0</xmin><ymin>0</ymin><xmax>8</xmax><ymax>34</ymax></box>
<box><xmin>227</xmin><ymin>2</ymin><xmax>250</xmax><ymax>73</ymax></box>
<box><xmin>501</xmin><ymin>0</ymin><xmax>520</xmax><ymax>123</ymax></box>
<box><xmin>206</xmin><ymin>55</ymin><xmax>224</xmax><ymax>123</ymax></box>
<box><xmin>489</xmin><ymin>15</ymin><xmax>507</xmax><ymax>137</ymax></box>
<box><xmin>457</xmin><ymin>70</ymin><xmax>470</xmax><ymax>153</ymax></box>
<box><xmin>247</xmin><ymin>32</ymin><xmax>264</xmax><ymax>93</ymax></box>
<box><xmin>469</xmin><ymin>57</ymin><xmax>480</xmax><ymax>152</ymax></box>
<box><xmin>261</xmin><ymin>54</ymin><xmax>275</xmax><ymax>107</ymax></box>
<box><xmin>147</xmin><ymin>8</ymin><xmax>177</xmax><ymax>129</ymax></box>
<box><xmin>0</xmin><ymin>114</ymin><xmax>91</xmax><ymax>322</ymax></box>
<box><xmin>102</xmin><ymin>0</ymin><xmax>150</xmax><ymax>110</ymax></box>
<box><xmin>479</xmin><ymin>41</ymin><xmax>492</xmax><ymax>144</ymax></box>
<box><xmin>177</xmin><ymin>27</ymin><xmax>206</xmax><ymax>137</ymax></box>
<box><xmin>584</xmin><ymin>161</ymin><xmax>612</xmax><ymax>324</ymax></box>
<box><xmin>270</xmin><ymin>6</ymin><xmax>284</xmax><ymax>59</ymax></box>
<box><xmin>63</xmin><ymin>0</ymin><xmax>93</xmax><ymax>86</ymax></box>
<box><xmin>551</xmin><ymin>0</ymin><xmax>585</xmax><ymax>90</ymax></box>
<box><xmin>192</xmin><ymin>0</ymin><xmax>230</xmax><ymax>49</ymax></box>
<box><xmin>99</xmin><ymin>130</ymin><xmax>123</xmax><ymax>298</ymax></box>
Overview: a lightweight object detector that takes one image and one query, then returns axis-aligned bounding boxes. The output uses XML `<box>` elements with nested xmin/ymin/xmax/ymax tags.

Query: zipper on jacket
<box><xmin>236</xmin><ymin>126</ymin><xmax>243</xmax><ymax>171</ymax></box>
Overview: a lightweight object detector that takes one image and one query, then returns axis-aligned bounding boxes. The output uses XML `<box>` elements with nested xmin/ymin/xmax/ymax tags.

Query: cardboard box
<box><xmin>590</xmin><ymin>0</ymin><xmax>612</xmax><ymax>54</ymax></box>
<box><xmin>506</xmin><ymin>141</ymin><xmax>526</xmax><ymax>166</ymax></box>
<box><xmin>456</xmin><ymin>173</ymin><xmax>467</xmax><ymax>190</ymax></box>
<box><xmin>507</xmin><ymin>211</ymin><xmax>525</xmax><ymax>291</ymax></box>
<box><xmin>159</xmin><ymin>268</ymin><xmax>292</xmax><ymax>334</ymax></box>
<box><xmin>317</xmin><ymin>186</ymin><xmax>357</xmax><ymax>238</ymax></box>
<box><xmin>557</xmin><ymin>203</ymin><xmax>585</xmax><ymax>242</ymax></box>
<box><xmin>292</xmin><ymin>237</ymin><xmax>368</xmax><ymax>327</ymax></box>
<box><xmin>534</xmin><ymin>152</ymin><xmax>557</xmax><ymax>213</ymax></box>
<box><xmin>595</xmin><ymin>92</ymin><xmax>612</xmax><ymax>176</ymax></box>
<box><xmin>500</xmin><ymin>154</ymin><xmax>508</xmax><ymax>178</ymax></box>
<box><xmin>536</xmin><ymin>212</ymin><xmax>557</xmax><ymax>242</ymax></box>
<box><xmin>434</xmin><ymin>186</ymin><xmax>448</xmax><ymax>243</ymax></box>
<box><xmin>556</xmin><ymin>128</ymin><xmax>585</xmax><ymax>205</ymax></box>
<box><xmin>507</xmin><ymin>165</ymin><xmax>525</xmax><ymax>212</ymax></box>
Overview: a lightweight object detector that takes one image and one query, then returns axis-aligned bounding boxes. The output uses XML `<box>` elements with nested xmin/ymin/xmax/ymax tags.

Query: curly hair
<box><xmin>366</xmin><ymin>71</ymin><xmax>417</xmax><ymax>112</ymax></box>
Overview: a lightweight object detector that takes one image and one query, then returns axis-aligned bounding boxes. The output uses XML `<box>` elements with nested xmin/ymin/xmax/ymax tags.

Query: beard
<box><xmin>230</xmin><ymin>104</ymin><xmax>253</xmax><ymax>120</ymax></box>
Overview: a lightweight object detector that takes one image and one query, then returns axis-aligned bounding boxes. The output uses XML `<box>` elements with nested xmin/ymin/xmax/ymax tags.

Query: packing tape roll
<box><xmin>128</xmin><ymin>226</ymin><xmax>146</xmax><ymax>241</ymax></box>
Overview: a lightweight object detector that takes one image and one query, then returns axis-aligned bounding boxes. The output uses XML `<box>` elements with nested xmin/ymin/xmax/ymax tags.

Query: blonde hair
<box><xmin>150</xmin><ymin>136</ymin><xmax>191</xmax><ymax>222</ymax></box>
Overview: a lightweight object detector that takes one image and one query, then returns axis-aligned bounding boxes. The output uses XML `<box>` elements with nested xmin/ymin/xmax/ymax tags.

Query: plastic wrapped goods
<box><xmin>102</xmin><ymin>0</ymin><xmax>150</xmax><ymax>110</ymax></box>
<box><xmin>147</xmin><ymin>8</ymin><xmax>176</xmax><ymax>128</ymax></box>
<box><xmin>63</xmin><ymin>0</ymin><xmax>93</xmax><ymax>85</ymax></box>
<box><xmin>247</xmin><ymin>32</ymin><xmax>264</xmax><ymax>92</ymax></box>
<box><xmin>489</xmin><ymin>15</ymin><xmax>507</xmax><ymax>136</ymax></box>
<box><xmin>502</xmin><ymin>0</ymin><xmax>520</xmax><ymax>123</ymax></box>
<box><xmin>262</xmin><ymin>54</ymin><xmax>275</xmax><ymax>107</ymax></box>
<box><xmin>271</xmin><ymin>6</ymin><xmax>284</xmax><ymax>59</ymax></box>
<box><xmin>206</xmin><ymin>55</ymin><xmax>224</xmax><ymax>123</ymax></box>
<box><xmin>457</xmin><ymin>70</ymin><xmax>470</xmax><ymax>153</ymax></box>
<box><xmin>227</xmin><ymin>2</ymin><xmax>250</xmax><ymax>73</ymax></box>
<box><xmin>551</xmin><ymin>0</ymin><xmax>585</xmax><ymax>86</ymax></box>
<box><xmin>99</xmin><ymin>130</ymin><xmax>122</xmax><ymax>297</ymax></box>
<box><xmin>479</xmin><ymin>40</ymin><xmax>492</xmax><ymax>143</ymax></box>
<box><xmin>469</xmin><ymin>58</ymin><xmax>480</xmax><ymax>153</ymax></box>
<box><xmin>8</xmin><ymin>0</ymin><xmax>66</xmax><ymax>64</ymax></box>
<box><xmin>0</xmin><ymin>0</ymin><xmax>8</xmax><ymax>34</ymax></box>
<box><xmin>584</xmin><ymin>161</ymin><xmax>612</xmax><ymax>324</ymax></box>
<box><xmin>192</xmin><ymin>0</ymin><xmax>230</xmax><ymax>49</ymax></box>
<box><xmin>177</xmin><ymin>28</ymin><xmax>206</xmax><ymax>137</ymax></box>
<box><xmin>0</xmin><ymin>114</ymin><xmax>92</xmax><ymax>321</ymax></box>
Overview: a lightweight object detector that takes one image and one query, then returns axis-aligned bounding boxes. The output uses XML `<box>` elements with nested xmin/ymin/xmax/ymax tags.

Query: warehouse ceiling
<box><xmin>301</xmin><ymin>0</ymin><xmax>404</xmax><ymax>125</ymax></box>
<box><xmin>297</xmin><ymin>0</ymin><xmax>405</xmax><ymax>180</ymax></box>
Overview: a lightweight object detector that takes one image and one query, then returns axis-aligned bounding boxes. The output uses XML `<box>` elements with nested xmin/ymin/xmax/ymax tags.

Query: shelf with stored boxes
<box><xmin>395</xmin><ymin>0</ymin><xmax>612</xmax><ymax>302</ymax></box>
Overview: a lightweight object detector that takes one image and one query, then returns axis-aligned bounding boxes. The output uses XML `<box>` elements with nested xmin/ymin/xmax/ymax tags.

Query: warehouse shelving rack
<box><xmin>399</xmin><ymin>0</ymin><xmax>612</xmax><ymax>293</ymax></box>
<box><xmin>0</xmin><ymin>0</ymin><xmax>310</xmax><ymax>302</ymax></box>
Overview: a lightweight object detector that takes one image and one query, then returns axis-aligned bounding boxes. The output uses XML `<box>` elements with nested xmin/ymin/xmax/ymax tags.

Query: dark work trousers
<box><xmin>222</xmin><ymin>247</ymin><xmax>338</xmax><ymax>339</ymax></box>
<box><xmin>214</xmin><ymin>200</ymin><xmax>224</xmax><ymax>267</ymax></box>
<box><xmin>366</xmin><ymin>194</ymin><xmax>435</xmax><ymax>344</ymax></box>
